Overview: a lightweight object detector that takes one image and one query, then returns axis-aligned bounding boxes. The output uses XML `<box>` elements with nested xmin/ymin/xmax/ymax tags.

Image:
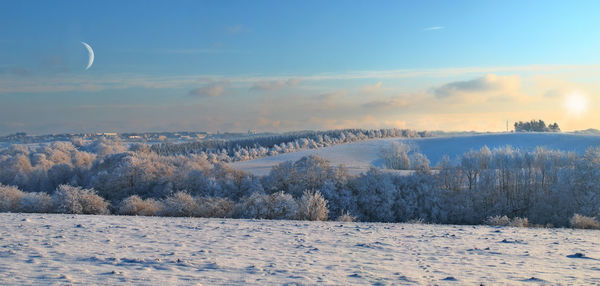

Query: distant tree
<box><xmin>514</xmin><ymin>120</ymin><xmax>560</xmax><ymax>132</ymax></box>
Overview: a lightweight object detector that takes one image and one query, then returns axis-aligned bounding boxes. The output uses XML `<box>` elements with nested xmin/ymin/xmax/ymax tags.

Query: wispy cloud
<box><xmin>433</xmin><ymin>74</ymin><xmax>520</xmax><ymax>98</ymax></box>
<box><xmin>360</xmin><ymin>81</ymin><xmax>385</xmax><ymax>95</ymax></box>
<box><xmin>2</xmin><ymin>65</ymin><xmax>599</xmax><ymax>94</ymax></box>
<box><xmin>362</xmin><ymin>97</ymin><xmax>409</xmax><ymax>109</ymax></box>
<box><xmin>189</xmin><ymin>81</ymin><xmax>229</xmax><ymax>97</ymax></box>
<box><xmin>250</xmin><ymin>78</ymin><xmax>300</xmax><ymax>92</ymax></box>
<box><xmin>424</xmin><ymin>26</ymin><xmax>444</xmax><ymax>31</ymax></box>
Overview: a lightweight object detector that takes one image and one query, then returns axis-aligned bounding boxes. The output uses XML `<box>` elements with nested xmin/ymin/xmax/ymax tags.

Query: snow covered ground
<box><xmin>0</xmin><ymin>213</ymin><xmax>598</xmax><ymax>285</ymax></box>
<box><xmin>231</xmin><ymin>132</ymin><xmax>600</xmax><ymax>175</ymax></box>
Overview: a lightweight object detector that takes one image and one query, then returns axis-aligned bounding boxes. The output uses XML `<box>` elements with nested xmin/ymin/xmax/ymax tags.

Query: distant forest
<box><xmin>514</xmin><ymin>120</ymin><xmax>560</xmax><ymax>132</ymax></box>
<box><xmin>0</xmin><ymin>129</ymin><xmax>598</xmax><ymax>229</ymax></box>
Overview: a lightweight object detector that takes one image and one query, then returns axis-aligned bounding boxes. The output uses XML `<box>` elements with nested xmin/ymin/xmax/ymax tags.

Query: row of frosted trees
<box><xmin>0</xmin><ymin>138</ymin><xmax>598</xmax><ymax>226</ymax></box>
<box><xmin>151</xmin><ymin>128</ymin><xmax>431</xmax><ymax>162</ymax></box>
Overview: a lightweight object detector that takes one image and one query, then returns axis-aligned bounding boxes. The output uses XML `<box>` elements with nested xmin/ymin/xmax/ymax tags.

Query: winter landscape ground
<box><xmin>0</xmin><ymin>213</ymin><xmax>598</xmax><ymax>285</ymax></box>
<box><xmin>232</xmin><ymin>132</ymin><xmax>600</xmax><ymax>175</ymax></box>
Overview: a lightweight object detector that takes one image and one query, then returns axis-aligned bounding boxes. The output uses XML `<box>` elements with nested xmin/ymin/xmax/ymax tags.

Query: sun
<box><xmin>564</xmin><ymin>91</ymin><xmax>589</xmax><ymax>116</ymax></box>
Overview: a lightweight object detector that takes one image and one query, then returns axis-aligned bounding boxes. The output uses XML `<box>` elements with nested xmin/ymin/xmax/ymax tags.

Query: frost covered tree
<box><xmin>52</xmin><ymin>185</ymin><xmax>109</xmax><ymax>215</ymax></box>
<box><xmin>297</xmin><ymin>190</ymin><xmax>329</xmax><ymax>221</ymax></box>
<box><xmin>379</xmin><ymin>142</ymin><xmax>411</xmax><ymax>170</ymax></box>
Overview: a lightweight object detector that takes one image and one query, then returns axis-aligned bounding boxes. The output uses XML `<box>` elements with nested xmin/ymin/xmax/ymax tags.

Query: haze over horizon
<box><xmin>2</xmin><ymin>0</ymin><xmax>600</xmax><ymax>135</ymax></box>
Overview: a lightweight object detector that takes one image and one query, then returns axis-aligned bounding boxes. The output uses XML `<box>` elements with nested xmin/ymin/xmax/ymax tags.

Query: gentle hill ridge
<box><xmin>231</xmin><ymin>132</ymin><xmax>600</xmax><ymax>175</ymax></box>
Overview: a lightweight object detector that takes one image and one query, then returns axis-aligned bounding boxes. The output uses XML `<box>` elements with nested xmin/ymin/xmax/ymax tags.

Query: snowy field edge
<box><xmin>0</xmin><ymin>213</ymin><xmax>598</xmax><ymax>285</ymax></box>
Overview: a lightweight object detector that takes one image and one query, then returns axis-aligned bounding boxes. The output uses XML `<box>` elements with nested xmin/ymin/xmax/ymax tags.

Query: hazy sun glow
<box><xmin>564</xmin><ymin>91</ymin><xmax>589</xmax><ymax>116</ymax></box>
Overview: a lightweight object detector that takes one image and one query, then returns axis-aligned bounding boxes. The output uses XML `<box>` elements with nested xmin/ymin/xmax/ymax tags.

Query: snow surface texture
<box><xmin>231</xmin><ymin>132</ymin><xmax>600</xmax><ymax>175</ymax></box>
<box><xmin>0</xmin><ymin>213</ymin><xmax>598</xmax><ymax>285</ymax></box>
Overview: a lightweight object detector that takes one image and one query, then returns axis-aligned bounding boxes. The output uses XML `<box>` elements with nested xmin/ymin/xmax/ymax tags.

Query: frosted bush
<box><xmin>410</xmin><ymin>153</ymin><xmax>430</xmax><ymax>172</ymax></box>
<box><xmin>336</xmin><ymin>211</ymin><xmax>356</xmax><ymax>222</ymax></box>
<box><xmin>297</xmin><ymin>190</ymin><xmax>329</xmax><ymax>221</ymax></box>
<box><xmin>52</xmin><ymin>185</ymin><xmax>109</xmax><ymax>215</ymax></box>
<box><xmin>18</xmin><ymin>192</ymin><xmax>53</xmax><ymax>213</ymax></box>
<box><xmin>161</xmin><ymin>191</ymin><xmax>199</xmax><ymax>217</ymax></box>
<box><xmin>118</xmin><ymin>195</ymin><xmax>163</xmax><ymax>216</ymax></box>
<box><xmin>569</xmin><ymin>214</ymin><xmax>600</xmax><ymax>229</ymax></box>
<box><xmin>0</xmin><ymin>184</ymin><xmax>24</xmax><ymax>212</ymax></box>
<box><xmin>485</xmin><ymin>215</ymin><xmax>511</xmax><ymax>226</ymax></box>
<box><xmin>266</xmin><ymin>192</ymin><xmax>298</xmax><ymax>220</ymax></box>
<box><xmin>196</xmin><ymin>197</ymin><xmax>234</xmax><ymax>218</ymax></box>
<box><xmin>509</xmin><ymin>217</ymin><xmax>529</xmax><ymax>227</ymax></box>
<box><xmin>233</xmin><ymin>192</ymin><xmax>270</xmax><ymax>219</ymax></box>
<box><xmin>0</xmin><ymin>184</ymin><xmax>52</xmax><ymax>213</ymax></box>
<box><xmin>407</xmin><ymin>218</ymin><xmax>425</xmax><ymax>224</ymax></box>
<box><xmin>232</xmin><ymin>192</ymin><xmax>297</xmax><ymax>220</ymax></box>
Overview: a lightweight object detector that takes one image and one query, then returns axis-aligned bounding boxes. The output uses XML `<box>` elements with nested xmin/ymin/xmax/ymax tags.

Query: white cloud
<box><xmin>250</xmin><ymin>78</ymin><xmax>300</xmax><ymax>92</ymax></box>
<box><xmin>424</xmin><ymin>26</ymin><xmax>444</xmax><ymax>31</ymax></box>
<box><xmin>362</xmin><ymin>97</ymin><xmax>409</xmax><ymax>109</ymax></box>
<box><xmin>189</xmin><ymin>81</ymin><xmax>229</xmax><ymax>97</ymax></box>
<box><xmin>2</xmin><ymin>65</ymin><xmax>600</xmax><ymax>95</ymax></box>
<box><xmin>433</xmin><ymin>74</ymin><xmax>520</xmax><ymax>100</ymax></box>
<box><xmin>360</xmin><ymin>81</ymin><xmax>385</xmax><ymax>95</ymax></box>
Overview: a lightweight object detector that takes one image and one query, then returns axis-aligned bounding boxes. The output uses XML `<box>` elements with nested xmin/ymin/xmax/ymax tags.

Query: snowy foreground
<box><xmin>1</xmin><ymin>213</ymin><xmax>599</xmax><ymax>285</ymax></box>
<box><xmin>231</xmin><ymin>132</ymin><xmax>600</xmax><ymax>175</ymax></box>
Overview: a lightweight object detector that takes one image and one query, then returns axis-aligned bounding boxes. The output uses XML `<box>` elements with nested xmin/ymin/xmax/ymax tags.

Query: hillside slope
<box><xmin>231</xmin><ymin>132</ymin><xmax>600</xmax><ymax>175</ymax></box>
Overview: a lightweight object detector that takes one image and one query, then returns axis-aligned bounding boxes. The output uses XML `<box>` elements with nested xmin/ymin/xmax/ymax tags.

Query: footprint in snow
<box><xmin>566</xmin><ymin>253</ymin><xmax>596</xmax><ymax>260</ymax></box>
<box><xmin>499</xmin><ymin>238</ymin><xmax>526</xmax><ymax>244</ymax></box>
<box><xmin>521</xmin><ymin>276</ymin><xmax>545</xmax><ymax>282</ymax></box>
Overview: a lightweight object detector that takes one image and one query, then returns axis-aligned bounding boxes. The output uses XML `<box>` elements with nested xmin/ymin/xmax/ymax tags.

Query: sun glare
<box><xmin>564</xmin><ymin>91</ymin><xmax>589</xmax><ymax>116</ymax></box>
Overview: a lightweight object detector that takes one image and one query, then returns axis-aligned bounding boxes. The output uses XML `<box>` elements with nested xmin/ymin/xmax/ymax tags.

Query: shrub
<box><xmin>485</xmin><ymin>215</ymin><xmax>511</xmax><ymax>226</ymax></box>
<box><xmin>569</xmin><ymin>214</ymin><xmax>600</xmax><ymax>229</ymax></box>
<box><xmin>407</xmin><ymin>218</ymin><xmax>425</xmax><ymax>224</ymax></box>
<box><xmin>266</xmin><ymin>192</ymin><xmax>298</xmax><ymax>220</ymax></box>
<box><xmin>297</xmin><ymin>190</ymin><xmax>329</xmax><ymax>221</ymax></box>
<box><xmin>161</xmin><ymin>191</ymin><xmax>199</xmax><ymax>217</ymax></box>
<box><xmin>0</xmin><ymin>184</ymin><xmax>25</xmax><ymax>212</ymax></box>
<box><xmin>18</xmin><ymin>192</ymin><xmax>53</xmax><ymax>213</ymax></box>
<box><xmin>232</xmin><ymin>192</ymin><xmax>298</xmax><ymax>220</ymax></box>
<box><xmin>0</xmin><ymin>184</ymin><xmax>53</xmax><ymax>213</ymax></box>
<box><xmin>337</xmin><ymin>211</ymin><xmax>356</xmax><ymax>222</ymax></box>
<box><xmin>118</xmin><ymin>195</ymin><xmax>163</xmax><ymax>216</ymax></box>
<box><xmin>509</xmin><ymin>217</ymin><xmax>529</xmax><ymax>227</ymax></box>
<box><xmin>196</xmin><ymin>197</ymin><xmax>234</xmax><ymax>218</ymax></box>
<box><xmin>233</xmin><ymin>192</ymin><xmax>270</xmax><ymax>219</ymax></box>
<box><xmin>52</xmin><ymin>185</ymin><xmax>110</xmax><ymax>215</ymax></box>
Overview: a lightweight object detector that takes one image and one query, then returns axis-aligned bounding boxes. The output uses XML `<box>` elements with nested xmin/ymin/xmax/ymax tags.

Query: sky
<box><xmin>1</xmin><ymin>0</ymin><xmax>600</xmax><ymax>135</ymax></box>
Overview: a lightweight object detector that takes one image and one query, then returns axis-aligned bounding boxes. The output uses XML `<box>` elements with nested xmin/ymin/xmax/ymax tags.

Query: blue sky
<box><xmin>1</xmin><ymin>0</ymin><xmax>600</xmax><ymax>134</ymax></box>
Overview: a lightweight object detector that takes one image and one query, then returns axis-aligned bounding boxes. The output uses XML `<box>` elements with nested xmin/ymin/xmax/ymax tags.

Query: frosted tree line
<box><xmin>151</xmin><ymin>128</ymin><xmax>431</xmax><ymax>162</ymax></box>
<box><xmin>0</xmin><ymin>137</ymin><xmax>598</xmax><ymax>228</ymax></box>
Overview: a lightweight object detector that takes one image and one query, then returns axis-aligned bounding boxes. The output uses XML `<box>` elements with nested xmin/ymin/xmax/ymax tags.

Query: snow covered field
<box><xmin>231</xmin><ymin>132</ymin><xmax>600</xmax><ymax>175</ymax></box>
<box><xmin>0</xmin><ymin>213</ymin><xmax>598</xmax><ymax>285</ymax></box>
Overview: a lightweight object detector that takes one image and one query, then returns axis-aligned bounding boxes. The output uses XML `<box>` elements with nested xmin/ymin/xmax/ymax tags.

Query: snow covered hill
<box><xmin>231</xmin><ymin>132</ymin><xmax>600</xmax><ymax>175</ymax></box>
<box><xmin>0</xmin><ymin>213</ymin><xmax>598</xmax><ymax>285</ymax></box>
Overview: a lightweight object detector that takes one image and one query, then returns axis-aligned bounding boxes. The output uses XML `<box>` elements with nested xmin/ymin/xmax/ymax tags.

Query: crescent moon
<box><xmin>81</xmin><ymin>41</ymin><xmax>94</xmax><ymax>70</ymax></box>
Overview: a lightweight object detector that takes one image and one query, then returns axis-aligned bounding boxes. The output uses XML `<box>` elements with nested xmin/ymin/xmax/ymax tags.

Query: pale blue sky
<box><xmin>1</xmin><ymin>0</ymin><xmax>600</xmax><ymax>134</ymax></box>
